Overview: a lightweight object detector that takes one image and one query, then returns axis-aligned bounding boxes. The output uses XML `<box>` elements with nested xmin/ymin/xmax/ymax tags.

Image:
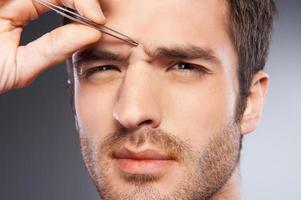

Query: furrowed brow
<box><xmin>145</xmin><ymin>45</ymin><xmax>221</xmax><ymax>65</ymax></box>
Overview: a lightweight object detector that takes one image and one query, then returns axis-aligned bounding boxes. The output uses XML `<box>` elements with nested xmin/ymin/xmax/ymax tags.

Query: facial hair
<box><xmin>79</xmin><ymin>122</ymin><xmax>241</xmax><ymax>200</ymax></box>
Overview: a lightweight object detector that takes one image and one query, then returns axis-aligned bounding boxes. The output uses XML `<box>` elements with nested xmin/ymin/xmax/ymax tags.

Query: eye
<box><xmin>84</xmin><ymin>65</ymin><xmax>120</xmax><ymax>77</ymax></box>
<box><xmin>171</xmin><ymin>62</ymin><xmax>209</xmax><ymax>75</ymax></box>
<box><xmin>174</xmin><ymin>62</ymin><xmax>196</xmax><ymax>70</ymax></box>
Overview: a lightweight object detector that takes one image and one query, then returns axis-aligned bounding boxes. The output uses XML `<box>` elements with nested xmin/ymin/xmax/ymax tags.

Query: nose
<box><xmin>113</xmin><ymin>63</ymin><xmax>161</xmax><ymax>131</ymax></box>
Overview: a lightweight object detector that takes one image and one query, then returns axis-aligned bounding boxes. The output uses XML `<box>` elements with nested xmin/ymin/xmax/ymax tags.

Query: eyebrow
<box><xmin>74</xmin><ymin>49</ymin><xmax>128</xmax><ymax>65</ymax></box>
<box><xmin>74</xmin><ymin>45</ymin><xmax>221</xmax><ymax>65</ymax></box>
<box><xmin>145</xmin><ymin>45</ymin><xmax>221</xmax><ymax>65</ymax></box>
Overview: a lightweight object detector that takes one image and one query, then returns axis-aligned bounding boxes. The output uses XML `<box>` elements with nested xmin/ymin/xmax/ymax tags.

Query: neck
<box><xmin>210</xmin><ymin>167</ymin><xmax>241</xmax><ymax>200</ymax></box>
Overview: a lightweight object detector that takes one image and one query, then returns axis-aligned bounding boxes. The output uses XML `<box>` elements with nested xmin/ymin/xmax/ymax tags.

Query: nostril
<box><xmin>138</xmin><ymin>119</ymin><xmax>154</xmax><ymax>127</ymax></box>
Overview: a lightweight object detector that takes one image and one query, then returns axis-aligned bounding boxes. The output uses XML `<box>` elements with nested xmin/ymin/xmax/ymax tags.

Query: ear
<box><xmin>240</xmin><ymin>70</ymin><xmax>269</xmax><ymax>135</ymax></box>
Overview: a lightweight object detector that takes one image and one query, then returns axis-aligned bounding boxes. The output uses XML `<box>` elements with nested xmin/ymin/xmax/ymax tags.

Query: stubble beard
<box><xmin>78</xmin><ymin>122</ymin><xmax>241</xmax><ymax>200</ymax></box>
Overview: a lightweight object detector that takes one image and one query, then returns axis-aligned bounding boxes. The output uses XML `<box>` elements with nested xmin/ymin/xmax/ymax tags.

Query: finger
<box><xmin>15</xmin><ymin>23</ymin><xmax>101</xmax><ymax>88</ymax></box>
<box><xmin>0</xmin><ymin>0</ymin><xmax>105</xmax><ymax>28</ymax></box>
<box><xmin>0</xmin><ymin>28</ymin><xmax>22</xmax><ymax>93</ymax></box>
<box><xmin>32</xmin><ymin>0</ymin><xmax>106</xmax><ymax>24</ymax></box>
<box><xmin>71</xmin><ymin>0</ymin><xmax>106</xmax><ymax>24</ymax></box>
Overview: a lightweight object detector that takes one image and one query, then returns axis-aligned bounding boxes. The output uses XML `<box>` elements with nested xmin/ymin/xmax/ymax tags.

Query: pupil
<box><xmin>102</xmin><ymin>65</ymin><xmax>112</xmax><ymax>71</ymax></box>
<box><xmin>180</xmin><ymin>63</ymin><xmax>189</xmax><ymax>69</ymax></box>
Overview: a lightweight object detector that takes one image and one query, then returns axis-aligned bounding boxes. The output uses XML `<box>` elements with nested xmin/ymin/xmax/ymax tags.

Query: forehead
<box><xmin>91</xmin><ymin>0</ymin><xmax>236</xmax><ymax>67</ymax></box>
<box><xmin>100</xmin><ymin>0</ymin><xmax>230</xmax><ymax>45</ymax></box>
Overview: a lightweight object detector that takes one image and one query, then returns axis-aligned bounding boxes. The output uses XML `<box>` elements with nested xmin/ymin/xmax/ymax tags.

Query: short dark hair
<box><xmin>227</xmin><ymin>0</ymin><xmax>277</xmax><ymax>118</ymax></box>
<box><xmin>64</xmin><ymin>0</ymin><xmax>277</xmax><ymax>117</ymax></box>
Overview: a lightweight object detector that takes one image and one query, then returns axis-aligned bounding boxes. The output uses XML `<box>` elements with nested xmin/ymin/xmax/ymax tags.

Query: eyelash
<box><xmin>82</xmin><ymin>61</ymin><xmax>208</xmax><ymax>78</ymax></box>
<box><xmin>83</xmin><ymin>65</ymin><xmax>120</xmax><ymax>77</ymax></box>
<box><xmin>170</xmin><ymin>62</ymin><xmax>209</xmax><ymax>75</ymax></box>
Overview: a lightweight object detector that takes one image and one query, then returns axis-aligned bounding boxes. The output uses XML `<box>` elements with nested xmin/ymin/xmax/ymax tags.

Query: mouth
<box><xmin>112</xmin><ymin>148</ymin><xmax>177</xmax><ymax>175</ymax></box>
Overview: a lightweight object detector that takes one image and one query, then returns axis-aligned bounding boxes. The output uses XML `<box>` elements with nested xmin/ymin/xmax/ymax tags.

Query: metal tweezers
<box><xmin>34</xmin><ymin>0</ymin><xmax>139</xmax><ymax>46</ymax></box>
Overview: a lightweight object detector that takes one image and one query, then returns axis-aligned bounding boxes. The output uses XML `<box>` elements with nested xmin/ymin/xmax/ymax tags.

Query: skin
<box><xmin>0</xmin><ymin>0</ymin><xmax>105</xmax><ymax>93</ymax></box>
<box><xmin>0</xmin><ymin>0</ymin><xmax>269</xmax><ymax>199</ymax></box>
<box><xmin>72</xmin><ymin>0</ymin><xmax>269</xmax><ymax>200</ymax></box>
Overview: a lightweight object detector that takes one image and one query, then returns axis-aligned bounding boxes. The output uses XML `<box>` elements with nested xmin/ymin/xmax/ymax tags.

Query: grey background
<box><xmin>1</xmin><ymin>0</ymin><xmax>300</xmax><ymax>199</ymax></box>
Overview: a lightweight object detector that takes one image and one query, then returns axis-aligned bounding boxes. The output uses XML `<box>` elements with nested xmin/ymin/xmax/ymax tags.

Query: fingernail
<box><xmin>91</xmin><ymin>7</ymin><xmax>106</xmax><ymax>24</ymax></box>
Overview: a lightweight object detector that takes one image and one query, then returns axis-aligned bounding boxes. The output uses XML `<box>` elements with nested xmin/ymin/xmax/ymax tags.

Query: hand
<box><xmin>0</xmin><ymin>0</ymin><xmax>105</xmax><ymax>94</ymax></box>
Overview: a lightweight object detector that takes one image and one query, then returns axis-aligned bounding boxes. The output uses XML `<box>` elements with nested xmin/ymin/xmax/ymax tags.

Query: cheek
<box><xmin>161</xmin><ymin>76</ymin><xmax>237</xmax><ymax>148</ymax></box>
<box><xmin>74</xmin><ymin>78</ymin><xmax>119</xmax><ymax>139</ymax></box>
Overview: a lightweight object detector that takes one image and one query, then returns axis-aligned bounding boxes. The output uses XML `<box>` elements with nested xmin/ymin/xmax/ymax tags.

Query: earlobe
<box><xmin>240</xmin><ymin>71</ymin><xmax>269</xmax><ymax>135</ymax></box>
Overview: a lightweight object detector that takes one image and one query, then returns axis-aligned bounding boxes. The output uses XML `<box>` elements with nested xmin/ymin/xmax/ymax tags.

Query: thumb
<box><xmin>15</xmin><ymin>23</ymin><xmax>101</xmax><ymax>87</ymax></box>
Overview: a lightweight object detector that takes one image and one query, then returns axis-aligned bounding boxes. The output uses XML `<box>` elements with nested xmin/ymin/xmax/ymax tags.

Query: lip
<box><xmin>113</xmin><ymin>148</ymin><xmax>174</xmax><ymax>160</ymax></box>
<box><xmin>113</xmin><ymin>148</ymin><xmax>176</xmax><ymax>174</ymax></box>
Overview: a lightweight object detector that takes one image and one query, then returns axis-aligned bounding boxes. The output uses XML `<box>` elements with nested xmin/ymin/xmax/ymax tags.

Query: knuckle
<box><xmin>45</xmin><ymin>29</ymin><xmax>62</xmax><ymax>57</ymax></box>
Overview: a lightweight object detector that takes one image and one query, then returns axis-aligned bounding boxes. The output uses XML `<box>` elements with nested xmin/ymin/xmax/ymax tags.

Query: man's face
<box><xmin>72</xmin><ymin>0</ymin><xmax>241</xmax><ymax>199</ymax></box>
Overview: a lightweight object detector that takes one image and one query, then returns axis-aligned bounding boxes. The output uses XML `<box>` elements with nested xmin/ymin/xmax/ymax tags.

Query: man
<box><xmin>0</xmin><ymin>0</ymin><xmax>276</xmax><ymax>199</ymax></box>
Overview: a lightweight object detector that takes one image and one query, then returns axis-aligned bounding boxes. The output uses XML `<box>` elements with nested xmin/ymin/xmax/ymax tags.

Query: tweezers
<box><xmin>34</xmin><ymin>0</ymin><xmax>139</xmax><ymax>46</ymax></box>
